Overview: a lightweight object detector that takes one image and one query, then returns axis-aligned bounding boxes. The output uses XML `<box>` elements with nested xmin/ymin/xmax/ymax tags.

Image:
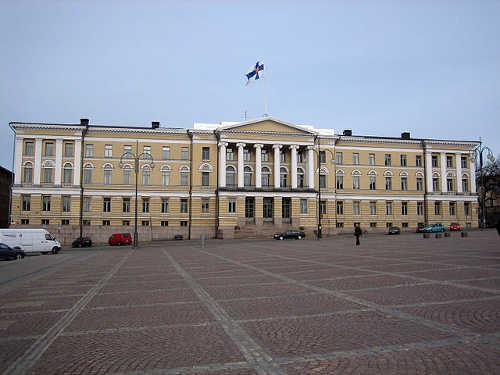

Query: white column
<box><xmin>218</xmin><ymin>142</ymin><xmax>227</xmax><ymax>187</ymax></box>
<box><xmin>425</xmin><ymin>151</ymin><xmax>433</xmax><ymax>192</ymax></box>
<box><xmin>273</xmin><ymin>144</ymin><xmax>282</xmax><ymax>188</ymax></box>
<box><xmin>14</xmin><ymin>137</ymin><xmax>23</xmax><ymax>184</ymax></box>
<box><xmin>307</xmin><ymin>146</ymin><xmax>315</xmax><ymax>188</ymax></box>
<box><xmin>54</xmin><ymin>139</ymin><xmax>63</xmax><ymax>185</ymax></box>
<box><xmin>456</xmin><ymin>152</ymin><xmax>462</xmax><ymax>193</ymax></box>
<box><xmin>34</xmin><ymin>138</ymin><xmax>42</xmax><ymax>185</ymax></box>
<box><xmin>254</xmin><ymin>144</ymin><xmax>263</xmax><ymax>188</ymax></box>
<box><xmin>74</xmin><ymin>139</ymin><xmax>82</xmax><ymax>186</ymax></box>
<box><xmin>469</xmin><ymin>153</ymin><xmax>476</xmax><ymax>193</ymax></box>
<box><xmin>440</xmin><ymin>152</ymin><xmax>447</xmax><ymax>193</ymax></box>
<box><xmin>290</xmin><ymin>145</ymin><xmax>298</xmax><ymax>188</ymax></box>
<box><xmin>237</xmin><ymin>143</ymin><xmax>245</xmax><ymax>188</ymax></box>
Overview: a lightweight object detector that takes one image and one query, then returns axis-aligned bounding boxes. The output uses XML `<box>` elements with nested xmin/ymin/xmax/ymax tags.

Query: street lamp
<box><xmin>119</xmin><ymin>141</ymin><xmax>154</xmax><ymax>247</ymax></box>
<box><xmin>472</xmin><ymin>141</ymin><xmax>495</xmax><ymax>228</ymax></box>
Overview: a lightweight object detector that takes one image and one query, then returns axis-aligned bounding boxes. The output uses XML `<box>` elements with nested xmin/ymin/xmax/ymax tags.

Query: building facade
<box><xmin>10</xmin><ymin>118</ymin><xmax>479</xmax><ymax>244</ymax></box>
<box><xmin>0</xmin><ymin>165</ymin><xmax>14</xmax><ymax>228</ymax></box>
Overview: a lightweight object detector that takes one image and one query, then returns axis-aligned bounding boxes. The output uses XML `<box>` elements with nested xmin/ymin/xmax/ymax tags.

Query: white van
<box><xmin>0</xmin><ymin>229</ymin><xmax>61</xmax><ymax>255</ymax></box>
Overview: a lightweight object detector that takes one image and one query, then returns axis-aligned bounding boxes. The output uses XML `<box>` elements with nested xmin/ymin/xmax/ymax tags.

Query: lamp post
<box><xmin>119</xmin><ymin>141</ymin><xmax>154</xmax><ymax>247</ymax></box>
<box><xmin>472</xmin><ymin>141</ymin><xmax>495</xmax><ymax>228</ymax></box>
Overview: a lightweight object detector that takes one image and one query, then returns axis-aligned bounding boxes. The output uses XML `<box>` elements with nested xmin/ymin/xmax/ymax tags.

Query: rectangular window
<box><xmin>104</xmin><ymin>169</ymin><xmax>112</xmax><ymax>185</ymax></box>
<box><xmin>104</xmin><ymin>145</ymin><xmax>112</xmax><ymax>158</ymax></box>
<box><xmin>336</xmin><ymin>175</ymin><xmax>343</xmax><ymax>189</ymax></box>
<box><xmin>123</xmin><ymin>198</ymin><xmax>130</xmax><ymax>213</ymax></box>
<box><xmin>297</xmin><ymin>152</ymin><xmax>303</xmax><ymax>163</ymax></box>
<box><xmin>417</xmin><ymin>201</ymin><xmax>424</xmax><ymax>216</ymax></box>
<box><xmin>300</xmin><ymin>199</ymin><xmax>308</xmax><ymax>214</ymax></box>
<box><xmin>41</xmin><ymin>219</ymin><xmax>50</xmax><ymax>225</ymax></box>
<box><xmin>180</xmin><ymin>221</ymin><xmax>188</xmax><ymax>227</ymax></box>
<box><xmin>280</xmin><ymin>150</ymin><xmax>287</xmax><ymax>163</ymax></box>
<box><xmin>384</xmin><ymin>154</ymin><xmax>391</xmax><ymax>166</ymax></box>
<box><xmin>401</xmin><ymin>177</ymin><xmax>408</xmax><ymax>191</ymax></box>
<box><xmin>461</xmin><ymin>156</ymin><xmax>467</xmax><ymax>169</ymax></box>
<box><xmin>319</xmin><ymin>200</ymin><xmax>327</xmax><ymax>215</ymax></box>
<box><xmin>44</xmin><ymin>142</ymin><xmax>54</xmax><ymax>156</ymax></box>
<box><xmin>369</xmin><ymin>176</ymin><xmax>376</xmax><ymax>190</ymax></box>
<box><xmin>369</xmin><ymin>153</ymin><xmax>375</xmax><ymax>165</ymax></box>
<box><xmin>161</xmin><ymin>198</ymin><xmax>169</xmax><ymax>213</ymax></box>
<box><xmin>386</xmin><ymin>222</ymin><xmax>392</xmax><ymax>228</ymax></box>
<box><xmin>432</xmin><ymin>155</ymin><xmax>438</xmax><ymax>168</ymax></box>
<box><xmin>21</xmin><ymin>219</ymin><xmax>29</xmax><ymax>225</ymax></box>
<box><xmin>370</xmin><ymin>202</ymin><xmax>377</xmax><ymax>215</ymax></box>
<box><xmin>162</xmin><ymin>171</ymin><xmax>170</xmax><ymax>186</ymax></box>
<box><xmin>447</xmin><ymin>178</ymin><xmax>454</xmax><ymax>192</ymax></box>
<box><xmin>103</xmin><ymin>197</ymin><xmax>111</xmax><ymax>213</ymax></box>
<box><xmin>402</xmin><ymin>222</ymin><xmax>408</xmax><ymax>228</ymax></box>
<box><xmin>83</xmin><ymin>220</ymin><xmax>91</xmax><ymax>226</ymax></box>
<box><xmin>336</xmin><ymin>201</ymin><xmax>344</xmax><ymax>215</ymax></box>
<box><xmin>42</xmin><ymin>196</ymin><xmax>51</xmax><ymax>211</ymax></box>
<box><xmin>416</xmin><ymin>155</ymin><xmax>422</xmax><ymax>167</ymax></box>
<box><xmin>202</xmin><ymin>199</ymin><xmax>209</xmax><ymax>213</ymax></box>
<box><xmin>370</xmin><ymin>222</ymin><xmax>377</xmax><ymax>228</ymax></box>
<box><xmin>43</xmin><ymin>167</ymin><xmax>53</xmax><ymax>183</ymax></box>
<box><xmin>123</xmin><ymin>169</ymin><xmax>131</xmax><ymax>185</ymax></box>
<box><xmin>319</xmin><ymin>151</ymin><xmax>326</xmax><ymax>164</ymax></box>
<box><xmin>386</xmin><ymin>201</ymin><xmax>393</xmax><ymax>215</ymax></box>
<box><xmin>228</xmin><ymin>199</ymin><xmax>236</xmax><ymax>213</ymax></box>
<box><xmin>202</xmin><ymin>147</ymin><xmax>210</xmax><ymax>161</ymax></box>
<box><xmin>24</xmin><ymin>142</ymin><xmax>34</xmax><ymax>156</ymax></box>
<box><xmin>123</xmin><ymin>145</ymin><xmax>132</xmax><ymax>155</ymax></box>
<box><xmin>22</xmin><ymin>195</ymin><xmax>30</xmax><ymax>211</ymax></box>
<box><xmin>141</xmin><ymin>220</ymin><xmax>150</xmax><ymax>226</ymax></box>
<box><xmin>102</xmin><ymin>220</ymin><xmax>110</xmax><ymax>226</ymax></box>
<box><xmin>319</xmin><ymin>174</ymin><xmax>326</xmax><ymax>188</ymax></box>
<box><xmin>202</xmin><ymin>172</ymin><xmax>209</xmax><ymax>186</ymax></box>
<box><xmin>226</xmin><ymin>149</ymin><xmax>234</xmax><ymax>161</ymax></box>
<box><xmin>462</xmin><ymin>179</ymin><xmax>468</xmax><ymax>192</ymax></box>
<box><xmin>261</xmin><ymin>149</ymin><xmax>269</xmax><ymax>162</ymax></box>
<box><xmin>435</xmin><ymin>202</ymin><xmax>441</xmax><ymax>215</ymax></box>
<box><xmin>353</xmin><ymin>176</ymin><xmax>360</xmax><ymax>190</ymax></box>
<box><xmin>353</xmin><ymin>201</ymin><xmax>360</xmax><ymax>215</ymax></box>
<box><xmin>417</xmin><ymin>177</ymin><xmax>423</xmax><ymax>191</ymax></box>
<box><xmin>62</xmin><ymin>196</ymin><xmax>71</xmax><ymax>212</ymax></box>
<box><xmin>400</xmin><ymin>154</ymin><xmax>407</xmax><ymax>167</ymax></box>
<box><xmin>63</xmin><ymin>167</ymin><xmax>72</xmax><ymax>184</ymax></box>
<box><xmin>181</xmin><ymin>147</ymin><xmax>189</xmax><ymax>160</ymax></box>
<box><xmin>336</xmin><ymin>222</ymin><xmax>344</xmax><ymax>228</ymax></box>
<box><xmin>161</xmin><ymin>221</ymin><xmax>168</xmax><ymax>227</ymax></box>
<box><xmin>401</xmin><ymin>202</ymin><xmax>408</xmax><ymax>216</ymax></box>
<box><xmin>83</xmin><ymin>197</ymin><xmax>91</xmax><ymax>212</ymax></box>
<box><xmin>83</xmin><ymin>168</ymin><xmax>92</xmax><ymax>184</ymax></box>
<box><xmin>244</xmin><ymin>149</ymin><xmax>251</xmax><ymax>161</ymax></box>
<box><xmin>64</xmin><ymin>143</ymin><xmax>74</xmax><ymax>157</ymax></box>
<box><xmin>24</xmin><ymin>165</ymin><xmax>33</xmax><ymax>183</ymax></box>
<box><xmin>123</xmin><ymin>220</ymin><xmax>130</xmax><ymax>226</ymax></box>
<box><xmin>336</xmin><ymin>152</ymin><xmax>343</xmax><ymax>165</ymax></box>
<box><xmin>385</xmin><ymin>177</ymin><xmax>392</xmax><ymax>190</ymax></box>
<box><xmin>142</xmin><ymin>170</ymin><xmax>150</xmax><ymax>185</ymax></box>
<box><xmin>142</xmin><ymin>198</ymin><xmax>150</xmax><ymax>213</ymax></box>
<box><xmin>464</xmin><ymin>202</ymin><xmax>470</xmax><ymax>216</ymax></box>
<box><xmin>85</xmin><ymin>144</ymin><xmax>94</xmax><ymax>157</ymax></box>
<box><xmin>181</xmin><ymin>171</ymin><xmax>189</xmax><ymax>186</ymax></box>
<box><xmin>447</xmin><ymin>155</ymin><xmax>453</xmax><ymax>168</ymax></box>
<box><xmin>449</xmin><ymin>202</ymin><xmax>456</xmax><ymax>216</ymax></box>
<box><xmin>61</xmin><ymin>219</ymin><xmax>70</xmax><ymax>226</ymax></box>
<box><xmin>162</xmin><ymin>146</ymin><xmax>170</xmax><ymax>160</ymax></box>
<box><xmin>433</xmin><ymin>178</ymin><xmax>440</xmax><ymax>191</ymax></box>
<box><xmin>180</xmin><ymin>199</ymin><xmax>188</xmax><ymax>213</ymax></box>
<box><xmin>352</xmin><ymin>153</ymin><xmax>359</xmax><ymax>165</ymax></box>
<box><xmin>143</xmin><ymin>145</ymin><xmax>151</xmax><ymax>156</ymax></box>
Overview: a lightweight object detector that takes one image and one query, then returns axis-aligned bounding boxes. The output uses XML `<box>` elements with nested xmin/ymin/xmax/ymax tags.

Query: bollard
<box><xmin>461</xmin><ymin>231</ymin><xmax>468</xmax><ymax>238</ymax></box>
<box><xmin>435</xmin><ymin>233</ymin><xmax>442</xmax><ymax>239</ymax></box>
<box><xmin>423</xmin><ymin>233</ymin><xmax>430</xmax><ymax>239</ymax></box>
<box><xmin>201</xmin><ymin>233</ymin><xmax>206</xmax><ymax>248</ymax></box>
<box><xmin>444</xmin><ymin>232</ymin><xmax>451</xmax><ymax>237</ymax></box>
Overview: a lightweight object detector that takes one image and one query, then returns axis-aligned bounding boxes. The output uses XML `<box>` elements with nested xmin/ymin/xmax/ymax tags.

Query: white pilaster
<box><xmin>456</xmin><ymin>152</ymin><xmax>462</xmax><ymax>193</ymax></box>
<box><xmin>254</xmin><ymin>144</ymin><xmax>263</xmax><ymax>188</ymax></box>
<box><xmin>34</xmin><ymin>139</ymin><xmax>42</xmax><ymax>185</ymax></box>
<box><xmin>218</xmin><ymin>142</ymin><xmax>227</xmax><ymax>187</ymax></box>
<box><xmin>290</xmin><ymin>145</ymin><xmax>298</xmax><ymax>188</ymax></box>
<box><xmin>469</xmin><ymin>153</ymin><xmax>476</xmax><ymax>193</ymax></box>
<box><xmin>237</xmin><ymin>143</ymin><xmax>245</xmax><ymax>188</ymax></box>
<box><xmin>307</xmin><ymin>146</ymin><xmax>315</xmax><ymax>188</ymax></box>
<box><xmin>273</xmin><ymin>144</ymin><xmax>282</xmax><ymax>188</ymax></box>
<box><xmin>54</xmin><ymin>139</ymin><xmax>63</xmax><ymax>185</ymax></box>
<box><xmin>74</xmin><ymin>140</ymin><xmax>81</xmax><ymax>185</ymax></box>
<box><xmin>440</xmin><ymin>152</ymin><xmax>447</xmax><ymax>193</ymax></box>
<box><xmin>425</xmin><ymin>151</ymin><xmax>433</xmax><ymax>192</ymax></box>
<box><xmin>14</xmin><ymin>137</ymin><xmax>23</xmax><ymax>184</ymax></box>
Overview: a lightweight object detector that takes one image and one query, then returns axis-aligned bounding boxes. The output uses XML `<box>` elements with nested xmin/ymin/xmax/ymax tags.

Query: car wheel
<box><xmin>280</xmin><ymin>236</ymin><xmax>284</xmax><ymax>240</ymax></box>
<box><xmin>52</xmin><ymin>248</ymin><xmax>58</xmax><ymax>254</ymax></box>
<box><xmin>16</xmin><ymin>254</ymin><xmax>22</xmax><ymax>260</ymax></box>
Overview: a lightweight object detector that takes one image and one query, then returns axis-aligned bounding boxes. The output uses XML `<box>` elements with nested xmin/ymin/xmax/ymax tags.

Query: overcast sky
<box><xmin>1</xmin><ymin>0</ymin><xmax>499</xmax><ymax>170</ymax></box>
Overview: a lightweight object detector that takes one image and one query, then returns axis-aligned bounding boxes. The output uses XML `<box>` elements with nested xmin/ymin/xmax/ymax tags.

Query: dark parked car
<box><xmin>274</xmin><ymin>230</ymin><xmax>305</xmax><ymax>240</ymax></box>
<box><xmin>72</xmin><ymin>237</ymin><xmax>92</xmax><ymax>248</ymax></box>
<box><xmin>0</xmin><ymin>243</ymin><xmax>25</xmax><ymax>260</ymax></box>
<box><xmin>416</xmin><ymin>223</ymin><xmax>426</xmax><ymax>233</ymax></box>
<box><xmin>387</xmin><ymin>226</ymin><xmax>401</xmax><ymax>235</ymax></box>
<box><xmin>109</xmin><ymin>233</ymin><xmax>132</xmax><ymax>246</ymax></box>
<box><xmin>174</xmin><ymin>234</ymin><xmax>184</xmax><ymax>240</ymax></box>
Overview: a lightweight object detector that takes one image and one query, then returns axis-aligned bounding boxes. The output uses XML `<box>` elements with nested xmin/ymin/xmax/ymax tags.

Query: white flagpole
<box><xmin>263</xmin><ymin>67</ymin><xmax>269</xmax><ymax>117</ymax></box>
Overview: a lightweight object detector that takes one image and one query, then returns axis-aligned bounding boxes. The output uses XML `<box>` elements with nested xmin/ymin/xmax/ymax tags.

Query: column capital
<box><xmin>218</xmin><ymin>142</ymin><xmax>228</xmax><ymax>148</ymax></box>
<box><xmin>253</xmin><ymin>143</ymin><xmax>264</xmax><ymax>149</ymax></box>
<box><xmin>289</xmin><ymin>144</ymin><xmax>300</xmax><ymax>150</ymax></box>
<box><xmin>306</xmin><ymin>145</ymin><xmax>315</xmax><ymax>151</ymax></box>
<box><xmin>236</xmin><ymin>142</ymin><xmax>246</xmax><ymax>148</ymax></box>
<box><xmin>272</xmin><ymin>144</ymin><xmax>282</xmax><ymax>150</ymax></box>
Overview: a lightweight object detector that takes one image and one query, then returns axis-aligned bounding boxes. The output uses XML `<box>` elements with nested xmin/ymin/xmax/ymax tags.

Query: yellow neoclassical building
<box><xmin>9</xmin><ymin>117</ymin><xmax>479</xmax><ymax>244</ymax></box>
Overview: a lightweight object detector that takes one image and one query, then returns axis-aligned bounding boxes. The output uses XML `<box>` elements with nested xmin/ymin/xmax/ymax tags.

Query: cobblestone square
<box><xmin>0</xmin><ymin>230</ymin><xmax>499</xmax><ymax>374</ymax></box>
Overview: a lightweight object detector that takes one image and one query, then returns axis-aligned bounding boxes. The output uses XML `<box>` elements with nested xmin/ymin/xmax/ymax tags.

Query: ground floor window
<box><xmin>83</xmin><ymin>220</ymin><xmax>91</xmax><ymax>226</ymax></box>
<box><xmin>402</xmin><ymin>222</ymin><xmax>408</xmax><ymax>228</ymax></box>
<box><xmin>122</xmin><ymin>220</ymin><xmax>130</xmax><ymax>226</ymax></box>
<box><xmin>41</xmin><ymin>219</ymin><xmax>49</xmax><ymax>225</ymax></box>
<box><xmin>263</xmin><ymin>197</ymin><xmax>273</xmax><ymax>219</ymax></box>
<box><xmin>161</xmin><ymin>221</ymin><xmax>169</xmax><ymax>226</ymax></box>
<box><xmin>102</xmin><ymin>220</ymin><xmax>110</xmax><ymax>226</ymax></box>
<box><xmin>300</xmin><ymin>199</ymin><xmax>307</xmax><ymax>214</ymax></box>
<box><xmin>336</xmin><ymin>222</ymin><xmax>344</xmax><ymax>228</ymax></box>
<box><xmin>180</xmin><ymin>221</ymin><xmax>188</xmax><ymax>227</ymax></box>
<box><xmin>142</xmin><ymin>220</ymin><xmax>150</xmax><ymax>226</ymax></box>
<box><xmin>21</xmin><ymin>219</ymin><xmax>29</xmax><ymax>225</ymax></box>
<box><xmin>229</xmin><ymin>199</ymin><xmax>236</xmax><ymax>213</ymax></box>
<box><xmin>386</xmin><ymin>222</ymin><xmax>392</xmax><ymax>228</ymax></box>
<box><xmin>282</xmin><ymin>198</ymin><xmax>291</xmax><ymax>219</ymax></box>
<box><xmin>61</xmin><ymin>219</ymin><xmax>69</xmax><ymax>225</ymax></box>
<box><xmin>370</xmin><ymin>222</ymin><xmax>377</xmax><ymax>228</ymax></box>
<box><xmin>245</xmin><ymin>197</ymin><xmax>255</xmax><ymax>218</ymax></box>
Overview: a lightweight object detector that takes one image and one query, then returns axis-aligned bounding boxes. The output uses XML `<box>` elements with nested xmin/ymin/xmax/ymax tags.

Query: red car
<box><xmin>449</xmin><ymin>223</ymin><xmax>461</xmax><ymax>231</ymax></box>
<box><xmin>108</xmin><ymin>233</ymin><xmax>132</xmax><ymax>246</ymax></box>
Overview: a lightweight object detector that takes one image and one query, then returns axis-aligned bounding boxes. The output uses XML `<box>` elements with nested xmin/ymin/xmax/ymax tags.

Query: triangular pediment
<box><xmin>218</xmin><ymin>117</ymin><xmax>316</xmax><ymax>135</ymax></box>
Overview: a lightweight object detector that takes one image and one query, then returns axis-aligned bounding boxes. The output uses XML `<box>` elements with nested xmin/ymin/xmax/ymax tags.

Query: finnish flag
<box><xmin>245</xmin><ymin>61</ymin><xmax>264</xmax><ymax>85</ymax></box>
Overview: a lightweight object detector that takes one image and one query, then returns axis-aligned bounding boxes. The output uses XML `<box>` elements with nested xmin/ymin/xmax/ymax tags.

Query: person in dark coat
<box><xmin>496</xmin><ymin>221</ymin><xmax>500</xmax><ymax>236</ymax></box>
<box><xmin>354</xmin><ymin>224</ymin><xmax>362</xmax><ymax>245</ymax></box>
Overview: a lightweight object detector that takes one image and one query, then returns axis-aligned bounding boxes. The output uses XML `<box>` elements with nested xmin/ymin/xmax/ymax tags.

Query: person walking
<box><xmin>354</xmin><ymin>224</ymin><xmax>362</xmax><ymax>246</ymax></box>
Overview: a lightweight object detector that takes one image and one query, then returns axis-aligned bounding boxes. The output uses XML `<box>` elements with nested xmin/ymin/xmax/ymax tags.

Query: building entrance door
<box><xmin>263</xmin><ymin>197</ymin><xmax>273</xmax><ymax>221</ymax></box>
<box><xmin>282</xmin><ymin>198</ymin><xmax>291</xmax><ymax>223</ymax></box>
<box><xmin>245</xmin><ymin>197</ymin><xmax>255</xmax><ymax>221</ymax></box>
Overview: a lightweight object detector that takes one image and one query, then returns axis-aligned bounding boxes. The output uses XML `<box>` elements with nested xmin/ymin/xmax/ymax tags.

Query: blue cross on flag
<box><xmin>245</xmin><ymin>61</ymin><xmax>264</xmax><ymax>85</ymax></box>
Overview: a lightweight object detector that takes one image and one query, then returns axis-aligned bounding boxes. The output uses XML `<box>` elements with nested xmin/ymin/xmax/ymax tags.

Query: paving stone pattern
<box><xmin>0</xmin><ymin>230</ymin><xmax>499</xmax><ymax>374</ymax></box>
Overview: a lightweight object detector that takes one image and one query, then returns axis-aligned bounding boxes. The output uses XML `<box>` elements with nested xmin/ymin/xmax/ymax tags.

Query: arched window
<box><xmin>122</xmin><ymin>164</ymin><xmax>132</xmax><ymax>185</ymax></box>
<box><xmin>226</xmin><ymin>166</ymin><xmax>236</xmax><ymax>186</ymax></box>
<box><xmin>297</xmin><ymin>168</ymin><xmax>305</xmax><ymax>188</ymax></box>
<box><xmin>462</xmin><ymin>173</ymin><xmax>469</xmax><ymax>192</ymax></box>
<box><xmin>42</xmin><ymin>160</ymin><xmax>54</xmax><ymax>183</ymax></box>
<box><xmin>180</xmin><ymin>166</ymin><xmax>190</xmax><ymax>186</ymax></box>
<box><xmin>244</xmin><ymin>166</ymin><xmax>253</xmax><ymax>187</ymax></box>
<box><xmin>280</xmin><ymin>167</ymin><xmax>288</xmax><ymax>188</ymax></box>
<box><xmin>103</xmin><ymin>163</ymin><xmax>113</xmax><ymax>185</ymax></box>
<box><xmin>63</xmin><ymin>162</ymin><xmax>73</xmax><ymax>185</ymax></box>
<box><xmin>83</xmin><ymin>163</ymin><xmax>93</xmax><ymax>184</ymax></box>
<box><xmin>161</xmin><ymin>165</ymin><xmax>171</xmax><ymax>186</ymax></box>
<box><xmin>261</xmin><ymin>166</ymin><xmax>271</xmax><ymax>187</ymax></box>
<box><xmin>142</xmin><ymin>165</ymin><xmax>151</xmax><ymax>185</ymax></box>
<box><xmin>23</xmin><ymin>162</ymin><xmax>33</xmax><ymax>184</ymax></box>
